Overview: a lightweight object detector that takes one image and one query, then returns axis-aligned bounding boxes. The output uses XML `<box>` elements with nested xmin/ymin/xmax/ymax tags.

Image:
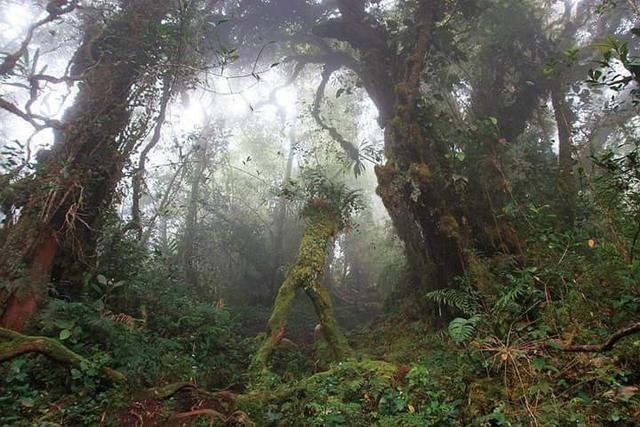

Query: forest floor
<box><xmin>1</xmin><ymin>290</ymin><xmax>639</xmax><ymax>426</ymax></box>
<box><xmin>110</xmin><ymin>309</ymin><xmax>640</xmax><ymax>426</ymax></box>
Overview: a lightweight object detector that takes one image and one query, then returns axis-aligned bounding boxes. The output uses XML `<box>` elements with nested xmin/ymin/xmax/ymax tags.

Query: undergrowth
<box><xmin>3</xmin><ymin>146</ymin><xmax>640</xmax><ymax>426</ymax></box>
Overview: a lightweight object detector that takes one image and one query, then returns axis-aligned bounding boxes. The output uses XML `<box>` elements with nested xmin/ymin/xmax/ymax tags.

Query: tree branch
<box><xmin>252</xmin><ymin>50</ymin><xmax>360</xmax><ymax>111</ymax></box>
<box><xmin>0</xmin><ymin>1</ymin><xmax>79</xmax><ymax>75</ymax></box>
<box><xmin>0</xmin><ymin>96</ymin><xmax>63</xmax><ymax>130</ymax></box>
<box><xmin>130</xmin><ymin>76</ymin><xmax>174</xmax><ymax>238</ymax></box>
<box><xmin>544</xmin><ymin>322</ymin><xmax>640</xmax><ymax>353</ymax></box>
<box><xmin>311</xmin><ymin>63</ymin><xmax>363</xmax><ymax>174</ymax></box>
<box><xmin>0</xmin><ymin>326</ymin><xmax>126</xmax><ymax>383</ymax></box>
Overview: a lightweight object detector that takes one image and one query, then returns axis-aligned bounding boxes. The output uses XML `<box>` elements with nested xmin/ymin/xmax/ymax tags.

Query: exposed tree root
<box><xmin>135</xmin><ymin>382</ymin><xmax>254</xmax><ymax>426</ymax></box>
<box><xmin>0</xmin><ymin>326</ymin><xmax>126</xmax><ymax>383</ymax></box>
<box><xmin>135</xmin><ymin>381</ymin><xmax>230</xmax><ymax>401</ymax></box>
<box><xmin>544</xmin><ymin>322</ymin><xmax>640</xmax><ymax>353</ymax></box>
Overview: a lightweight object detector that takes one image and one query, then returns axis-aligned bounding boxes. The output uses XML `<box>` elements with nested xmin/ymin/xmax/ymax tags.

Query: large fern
<box><xmin>494</xmin><ymin>281</ymin><xmax>528</xmax><ymax>312</ymax></box>
<box><xmin>426</xmin><ymin>288</ymin><xmax>482</xmax><ymax>316</ymax></box>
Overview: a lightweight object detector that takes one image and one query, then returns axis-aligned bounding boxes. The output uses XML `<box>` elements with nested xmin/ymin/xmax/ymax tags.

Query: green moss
<box><xmin>438</xmin><ymin>214</ymin><xmax>460</xmax><ymax>239</ymax></box>
<box><xmin>395</xmin><ymin>82</ymin><xmax>409</xmax><ymax>98</ymax></box>
<box><xmin>466</xmin><ymin>254</ymin><xmax>498</xmax><ymax>303</ymax></box>
<box><xmin>0</xmin><ymin>327</ymin><xmax>126</xmax><ymax>383</ymax></box>
<box><xmin>305</xmin><ymin>283</ymin><xmax>353</xmax><ymax>361</ymax></box>
<box><xmin>238</xmin><ymin>359</ymin><xmax>466</xmax><ymax>426</ymax></box>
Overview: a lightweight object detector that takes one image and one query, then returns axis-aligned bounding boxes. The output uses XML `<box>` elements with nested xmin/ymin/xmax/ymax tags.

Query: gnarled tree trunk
<box><xmin>256</xmin><ymin>201</ymin><xmax>351</xmax><ymax>368</ymax></box>
<box><xmin>0</xmin><ymin>0</ymin><xmax>173</xmax><ymax>331</ymax></box>
<box><xmin>311</xmin><ymin>1</ymin><xmax>541</xmax><ymax>315</ymax></box>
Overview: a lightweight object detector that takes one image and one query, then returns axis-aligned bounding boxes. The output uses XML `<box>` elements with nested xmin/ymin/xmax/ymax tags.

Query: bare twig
<box><xmin>0</xmin><ymin>1</ymin><xmax>79</xmax><ymax>75</ymax></box>
<box><xmin>0</xmin><ymin>96</ymin><xmax>63</xmax><ymax>130</ymax></box>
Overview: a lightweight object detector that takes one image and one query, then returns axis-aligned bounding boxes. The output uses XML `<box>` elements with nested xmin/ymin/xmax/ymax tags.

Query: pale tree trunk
<box><xmin>551</xmin><ymin>76</ymin><xmax>576</xmax><ymax>224</ymax></box>
<box><xmin>182</xmin><ymin>137</ymin><xmax>209</xmax><ymax>290</ymax></box>
<box><xmin>270</xmin><ymin>113</ymin><xmax>296</xmax><ymax>295</ymax></box>
<box><xmin>141</xmin><ymin>158</ymin><xmax>190</xmax><ymax>247</ymax></box>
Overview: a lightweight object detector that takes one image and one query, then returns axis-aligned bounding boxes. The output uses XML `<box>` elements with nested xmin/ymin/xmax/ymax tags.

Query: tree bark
<box><xmin>311</xmin><ymin>1</ymin><xmax>532</xmax><ymax>311</ymax></box>
<box><xmin>314</xmin><ymin>1</ymin><xmax>461</xmax><ymax>301</ymax></box>
<box><xmin>182</xmin><ymin>136</ymin><xmax>209</xmax><ymax>290</ymax></box>
<box><xmin>541</xmin><ymin>322</ymin><xmax>640</xmax><ymax>353</ymax></box>
<box><xmin>551</xmin><ymin>76</ymin><xmax>576</xmax><ymax>223</ymax></box>
<box><xmin>270</xmin><ymin>113</ymin><xmax>296</xmax><ymax>294</ymax></box>
<box><xmin>0</xmin><ymin>0</ymin><xmax>174</xmax><ymax>331</ymax></box>
<box><xmin>373</xmin><ymin>2</ymin><xmax>471</xmax><ymax>308</ymax></box>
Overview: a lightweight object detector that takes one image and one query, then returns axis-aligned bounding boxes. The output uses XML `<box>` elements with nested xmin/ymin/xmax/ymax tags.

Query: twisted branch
<box><xmin>0</xmin><ymin>1</ymin><xmax>79</xmax><ymax>75</ymax></box>
<box><xmin>0</xmin><ymin>96</ymin><xmax>63</xmax><ymax>130</ymax></box>
<box><xmin>543</xmin><ymin>322</ymin><xmax>640</xmax><ymax>353</ymax></box>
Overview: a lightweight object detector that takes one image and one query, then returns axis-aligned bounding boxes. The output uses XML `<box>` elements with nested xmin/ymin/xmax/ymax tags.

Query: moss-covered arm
<box><xmin>0</xmin><ymin>326</ymin><xmax>126</xmax><ymax>383</ymax></box>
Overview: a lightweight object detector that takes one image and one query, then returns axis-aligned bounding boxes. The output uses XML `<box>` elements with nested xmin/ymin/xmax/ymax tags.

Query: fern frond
<box><xmin>493</xmin><ymin>277</ymin><xmax>537</xmax><ymax>313</ymax></box>
<box><xmin>426</xmin><ymin>288</ymin><xmax>482</xmax><ymax>316</ymax></box>
<box><xmin>448</xmin><ymin>315</ymin><xmax>481</xmax><ymax>344</ymax></box>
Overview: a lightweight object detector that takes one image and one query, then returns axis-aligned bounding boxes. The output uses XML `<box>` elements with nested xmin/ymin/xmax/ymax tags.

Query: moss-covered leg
<box><xmin>254</xmin><ymin>277</ymin><xmax>298</xmax><ymax>367</ymax></box>
<box><xmin>255</xmin><ymin>208</ymin><xmax>338</xmax><ymax>369</ymax></box>
<box><xmin>304</xmin><ymin>281</ymin><xmax>352</xmax><ymax>360</ymax></box>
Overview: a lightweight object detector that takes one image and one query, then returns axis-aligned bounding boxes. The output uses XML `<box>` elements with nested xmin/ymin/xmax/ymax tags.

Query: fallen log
<box><xmin>134</xmin><ymin>381</ymin><xmax>229</xmax><ymax>400</ymax></box>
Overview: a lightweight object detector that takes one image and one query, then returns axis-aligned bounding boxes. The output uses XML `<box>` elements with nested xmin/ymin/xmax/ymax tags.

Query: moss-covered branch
<box><xmin>134</xmin><ymin>381</ymin><xmax>232</xmax><ymax>401</ymax></box>
<box><xmin>0</xmin><ymin>326</ymin><xmax>126</xmax><ymax>383</ymax></box>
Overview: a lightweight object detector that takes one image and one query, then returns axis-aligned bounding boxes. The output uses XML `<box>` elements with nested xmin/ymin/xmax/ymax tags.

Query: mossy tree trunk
<box><xmin>311</xmin><ymin>2</ymin><xmax>473</xmax><ymax>310</ymax></box>
<box><xmin>312</xmin><ymin>1</ymin><xmax>535</xmax><ymax>314</ymax></box>
<box><xmin>0</xmin><ymin>0</ymin><xmax>174</xmax><ymax>331</ymax></box>
<box><xmin>374</xmin><ymin>2</ymin><xmax>473</xmax><ymax>317</ymax></box>
<box><xmin>256</xmin><ymin>205</ymin><xmax>351</xmax><ymax>368</ymax></box>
